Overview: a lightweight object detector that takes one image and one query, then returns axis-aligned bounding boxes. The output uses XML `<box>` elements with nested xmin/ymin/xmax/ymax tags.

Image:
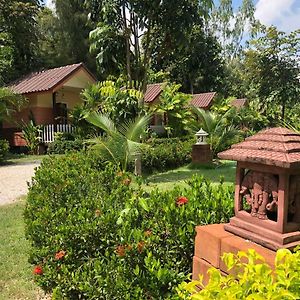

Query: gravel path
<box><xmin>0</xmin><ymin>162</ymin><xmax>40</xmax><ymax>206</ymax></box>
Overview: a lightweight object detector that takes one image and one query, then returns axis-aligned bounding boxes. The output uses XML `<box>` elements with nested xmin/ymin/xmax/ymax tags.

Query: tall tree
<box><xmin>153</xmin><ymin>24</ymin><xmax>224</xmax><ymax>94</ymax></box>
<box><xmin>244</xmin><ymin>26</ymin><xmax>300</xmax><ymax>121</ymax></box>
<box><xmin>0</xmin><ymin>87</ymin><xmax>26</xmax><ymax>122</ymax></box>
<box><xmin>0</xmin><ymin>0</ymin><xmax>40</xmax><ymax>83</ymax></box>
<box><xmin>35</xmin><ymin>2</ymin><xmax>98</xmax><ymax>72</ymax></box>
<box><xmin>209</xmin><ymin>0</ymin><xmax>259</xmax><ymax>60</ymax></box>
<box><xmin>37</xmin><ymin>7</ymin><xmax>62</xmax><ymax>68</ymax></box>
<box><xmin>88</xmin><ymin>0</ymin><xmax>213</xmax><ymax>92</ymax></box>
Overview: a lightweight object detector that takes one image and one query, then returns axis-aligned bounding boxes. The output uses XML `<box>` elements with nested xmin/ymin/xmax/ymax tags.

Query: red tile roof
<box><xmin>10</xmin><ymin>63</ymin><xmax>95</xmax><ymax>95</ymax></box>
<box><xmin>218</xmin><ymin>127</ymin><xmax>300</xmax><ymax>168</ymax></box>
<box><xmin>189</xmin><ymin>92</ymin><xmax>216</xmax><ymax>109</ymax></box>
<box><xmin>144</xmin><ymin>83</ymin><xmax>163</xmax><ymax>103</ymax></box>
<box><xmin>144</xmin><ymin>84</ymin><xmax>216</xmax><ymax>109</ymax></box>
<box><xmin>231</xmin><ymin>98</ymin><xmax>247</xmax><ymax>108</ymax></box>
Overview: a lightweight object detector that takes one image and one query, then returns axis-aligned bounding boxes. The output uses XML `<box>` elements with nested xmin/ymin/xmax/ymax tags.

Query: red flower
<box><xmin>33</xmin><ymin>265</ymin><xmax>43</xmax><ymax>275</ymax></box>
<box><xmin>137</xmin><ymin>241</ymin><xmax>145</xmax><ymax>253</ymax></box>
<box><xmin>55</xmin><ymin>250</ymin><xmax>66</xmax><ymax>260</ymax></box>
<box><xmin>176</xmin><ymin>196</ymin><xmax>188</xmax><ymax>206</ymax></box>
<box><xmin>116</xmin><ymin>245</ymin><xmax>126</xmax><ymax>257</ymax></box>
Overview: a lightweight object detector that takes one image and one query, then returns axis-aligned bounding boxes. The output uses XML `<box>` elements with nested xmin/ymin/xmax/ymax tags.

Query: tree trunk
<box><xmin>281</xmin><ymin>100</ymin><xmax>286</xmax><ymax>121</ymax></box>
<box><xmin>122</xmin><ymin>5</ymin><xmax>132</xmax><ymax>87</ymax></box>
<box><xmin>140</xmin><ymin>24</ymin><xmax>152</xmax><ymax>106</ymax></box>
<box><xmin>132</xmin><ymin>13</ymin><xmax>140</xmax><ymax>85</ymax></box>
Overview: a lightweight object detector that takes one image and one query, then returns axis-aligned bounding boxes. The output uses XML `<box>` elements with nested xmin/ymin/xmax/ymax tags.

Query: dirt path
<box><xmin>0</xmin><ymin>162</ymin><xmax>40</xmax><ymax>205</ymax></box>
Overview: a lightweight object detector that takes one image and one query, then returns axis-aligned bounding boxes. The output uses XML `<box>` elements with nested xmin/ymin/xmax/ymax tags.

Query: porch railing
<box><xmin>41</xmin><ymin>124</ymin><xmax>74</xmax><ymax>144</ymax></box>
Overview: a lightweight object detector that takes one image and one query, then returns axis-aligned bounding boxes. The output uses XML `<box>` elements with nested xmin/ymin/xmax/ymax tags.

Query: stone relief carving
<box><xmin>240</xmin><ymin>171</ymin><xmax>278</xmax><ymax>220</ymax></box>
<box><xmin>289</xmin><ymin>175</ymin><xmax>300</xmax><ymax>218</ymax></box>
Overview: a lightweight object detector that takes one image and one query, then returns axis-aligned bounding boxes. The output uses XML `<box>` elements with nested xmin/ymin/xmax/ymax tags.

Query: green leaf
<box><xmin>139</xmin><ymin>198</ymin><xmax>149</xmax><ymax>212</ymax></box>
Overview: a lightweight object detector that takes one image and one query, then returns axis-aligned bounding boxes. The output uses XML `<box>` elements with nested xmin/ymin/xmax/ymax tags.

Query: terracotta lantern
<box><xmin>192</xmin><ymin>129</ymin><xmax>212</xmax><ymax>163</ymax></box>
<box><xmin>195</xmin><ymin>128</ymin><xmax>208</xmax><ymax>145</ymax></box>
<box><xmin>218</xmin><ymin>127</ymin><xmax>300</xmax><ymax>250</ymax></box>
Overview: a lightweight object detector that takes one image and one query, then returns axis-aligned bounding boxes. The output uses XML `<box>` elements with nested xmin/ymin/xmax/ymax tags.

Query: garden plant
<box><xmin>0</xmin><ymin>139</ymin><xmax>9</xmax><ymax>162</ymax></box>
<box><xmin>24</xmin><ymin>151</ymin><xmax>234</xmax><ymax>299</ymax></box>
<box><xmin>178</xmin><ymin>248</ymin><xmax>300</xmax><ymax>300</ymax></box>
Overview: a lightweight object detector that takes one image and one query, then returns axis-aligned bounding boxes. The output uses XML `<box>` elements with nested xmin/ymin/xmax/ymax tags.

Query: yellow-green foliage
<box><xmin>178</xmin><ymin>248</ymin><xmax>300</xmax><ymax>300</ymax></box>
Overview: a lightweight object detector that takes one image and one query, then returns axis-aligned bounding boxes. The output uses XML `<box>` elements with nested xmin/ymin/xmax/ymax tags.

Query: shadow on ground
<box><xmin>145</xmin><ymin>161</ymin><xmax>236</xmax><ymax>185</ymax></box>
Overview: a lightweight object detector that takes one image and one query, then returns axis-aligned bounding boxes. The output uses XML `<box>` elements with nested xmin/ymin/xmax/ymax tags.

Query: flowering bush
<box><xmin>25</xmin><ymin>151</ymin><xmax>233</xmax><ymax>299</ymax></box>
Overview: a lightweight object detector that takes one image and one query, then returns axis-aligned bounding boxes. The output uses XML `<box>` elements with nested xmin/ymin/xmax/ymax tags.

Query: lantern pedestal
<box><xmin>218</xmin><ymin>128</ymin><xmax>300</xmax><ymax>250</ymax></box>
<box><xmin>192</xmin><ymin>128</ymin><xmax>300</xmax><ymax>286</ymax></box>
<box><xmin>224</xmin><ymin>221</ymin><xmax>300</xmax><ymax>250</ymax></box>
<box><xmin>192</xmin><ymin>144</ymin><xmax>212</xmax><ymax>164</ymax></box>
<box><xmin>192</xmin><ymin>224</ymin><xmax>276</xmax><ymax>285</ymax></box>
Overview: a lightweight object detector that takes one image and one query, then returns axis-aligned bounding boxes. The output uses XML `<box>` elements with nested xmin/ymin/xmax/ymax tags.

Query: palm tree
<box><xmin>86</xmin><ymin>112</ymin><xmax>152</xmax><ymax>172</ymax></box>
<box><xmin>192</xmin><ymin>107</ymin><xmax>240</xmax><ymax>157</ymax></box>
<box><xmin>0</xmin><ymin>87</ymin><xmax>26</xmax><ymax>122</ymax></box>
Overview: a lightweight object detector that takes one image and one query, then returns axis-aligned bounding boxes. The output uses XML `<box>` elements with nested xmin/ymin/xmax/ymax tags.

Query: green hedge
<box><xmin>25</xmin><ymin>152</ymin><xmax>233</xmax><ymax>299</ymax></box>
<box><xmin>47</xmin><ymin>139</ymin><xmax>84</xmax><ymax>154</ymax></box>
<box><xmin>142</xmin><ymin>137</ymin><xmax>194</xmax><ymax>173</ymax></box>
<box><xmin>0</xmin><ymin>139</ymin><xmax>9</xmax><ymax>162</ymax></box>
<box><xmin>47</xmin><ymin>132</ymin><xmax>84</xmax><ymax>154</ymax></box>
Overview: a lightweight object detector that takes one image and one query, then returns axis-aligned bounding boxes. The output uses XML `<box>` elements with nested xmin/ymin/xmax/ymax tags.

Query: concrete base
<box><xmin>193</xmin><ymin>224</ymin><xmax>277</xmax><ymax>284</ymax></box>
<box><xmin>192</xmin><ymin>144</ymin><xmax>212</xmax><ymax>164</ymax></box>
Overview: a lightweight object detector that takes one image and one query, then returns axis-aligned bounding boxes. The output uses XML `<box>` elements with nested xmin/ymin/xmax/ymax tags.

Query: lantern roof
<box><xmin>196</xmin><ymin>128</ymin><xmax>208</xmax><ymax>136</ymax></box>
<box><xmin>218</xmin><ymin>127</ymin><xmax>300</xmax><ymax>169</ymax></box>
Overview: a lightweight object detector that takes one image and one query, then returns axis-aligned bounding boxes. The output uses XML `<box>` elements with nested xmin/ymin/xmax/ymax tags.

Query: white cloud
<box><xmin>45</xmin><ymin>0</ymin><xmax>55</xmax><ymax>10</ymax></box>
<box><xmin>254</xmin><ymin>0</ymin><xmax>300</xmax><ymax>32</ymax></box>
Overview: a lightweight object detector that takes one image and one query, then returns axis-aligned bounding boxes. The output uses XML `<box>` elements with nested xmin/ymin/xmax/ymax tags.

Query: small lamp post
<box><xmin>195</xmin><ymin>128</ymin><xmax>208</xmax><ymax>145</ymax></box>
<box><xmin>192</xmin><ymin>129</ymin><xmax>212</xmax><ymax>163</ymax></box>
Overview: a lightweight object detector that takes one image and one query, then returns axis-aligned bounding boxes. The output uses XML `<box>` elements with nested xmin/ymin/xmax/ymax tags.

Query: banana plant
<box><xmin>21</xmin><ymin>119</ymin><xmax>43</xmax><ymax>155</ymax></box>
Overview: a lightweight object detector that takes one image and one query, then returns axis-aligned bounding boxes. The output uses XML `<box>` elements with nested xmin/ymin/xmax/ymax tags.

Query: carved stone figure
<box><xmin>289</xmin><ymin>176</ymin><xmax>300</xmax><ymax>220</ymax></box>
<box><xmin>240</xmin><ymin>171</ymin><xmax>278</xmax><ymax>220</ymax></box>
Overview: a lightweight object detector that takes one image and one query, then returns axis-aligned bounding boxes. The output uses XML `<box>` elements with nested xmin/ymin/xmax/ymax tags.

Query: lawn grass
<box><xmin>0</xmin><ymin>200</ymin><xmax>37</xmax><ymax>300</ymax></box>
<box><xmin>143</xmin><ymin>161</ymin><xmax>236</xmax><ymax>191</ymax></box>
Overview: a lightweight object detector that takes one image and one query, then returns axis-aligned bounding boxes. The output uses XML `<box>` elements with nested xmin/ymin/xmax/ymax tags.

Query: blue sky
<box><xmin>44</xmin><ymin>0</ymin><xmax>300</xmax><ymax>33</ymax></box>
<box><xmin>235</xmin><ymin>0</ymin><xmax>300</xmax><ymax>32</ymax></box>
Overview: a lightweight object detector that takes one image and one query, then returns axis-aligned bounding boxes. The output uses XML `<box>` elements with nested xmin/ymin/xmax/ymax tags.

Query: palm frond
<box><xmin>90</xmin><ymin>135</ymin><xmax>127</xmax><ymax>167</ymax></box>
<box><xmin>86</xmin><ymin>112</ymin><xmax>117</xmax><ymax>135</ymax></box>
<box><xmin>191</xmin><ymin>107</ymin><xmax>216</xmax><ymax>133</ymax></box>
<box><xmin>119</xmin><ymin>114</ymin><xmax>152</xmax><ymax>142</ymax></box>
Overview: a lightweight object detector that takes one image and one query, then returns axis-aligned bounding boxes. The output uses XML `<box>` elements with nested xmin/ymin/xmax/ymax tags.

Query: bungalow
<box><xmin>2</xmin><ymin>63</ymin><xmax>96</xmax><ymax>146</ymax></box>
<box><xmin>144</xmin><ymin>82</ymin><xmax>216</xmax><ymax>128</ymax></box>
<box><xmin>231</xmin><ymin>98</ymin><xmax>248</xmax><ymax>109</ymax></box>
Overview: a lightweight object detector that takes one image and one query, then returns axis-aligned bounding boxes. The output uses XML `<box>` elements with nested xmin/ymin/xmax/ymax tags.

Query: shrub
<box><xmin>142</xmin><ymin>137</ymin><xmax>194</xmax><ymax>173</ymax></box>
<box><xmin>25</xmin><ymin>152</ymin><xmax>233</xmax><ymax>299</ymax></box>
<box><xmin>0</xmin><ymin>139</ymin><xmax>9</xmax><ymax>162</ymax></box>
<box><xmin>21</xmin><ymin>119</ymin><xmax>43</xmax><ymax>154</ymax></box>
<box><xmin>178</xmin><ymin>248</ymin><xmax>300</xmax><ymax>300</ymax></box>
<box><xmin>47</xmin><ymin>132</ymin><xmax>84</xmax><ymax>154</ymax></box>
